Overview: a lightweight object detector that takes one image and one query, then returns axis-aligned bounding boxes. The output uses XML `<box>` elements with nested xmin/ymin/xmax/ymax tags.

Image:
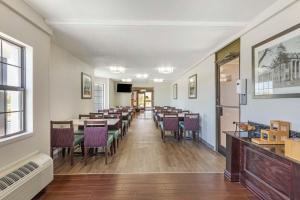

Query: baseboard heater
<box><xmin>0</xmin><ymin>153</ymin><xmax>53</xmax><ymax>200</ymax></box>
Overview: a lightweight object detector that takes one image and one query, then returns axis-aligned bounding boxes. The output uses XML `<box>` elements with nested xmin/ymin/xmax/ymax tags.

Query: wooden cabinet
<box><xmin>224</xmin><ymin>133</ymin><xmax>300</xmax><ymax>200</ymax></box>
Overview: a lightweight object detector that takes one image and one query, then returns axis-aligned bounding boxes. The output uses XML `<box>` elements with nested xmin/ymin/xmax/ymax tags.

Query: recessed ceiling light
<box><xmin>158</xmin><ymin>66</ymin><xmax>174</xmax><ymax>74</ymax></box>
<box><xmin>136</xmin><ymin>73</ymin><xmax>148</xmax><ymax>79</ymax></box>
<box><xmin>121</xmin><ymin>78</ymin><xmax>132</xmax><ymax>82</ymax></box>
<box><xmin>109</xmin><ymin>66</ymin><xmax>125</xmax><ymax>73</ymax></box>
<box><xmin>153</xmin><ymin>78</ymin><xmax>164</xmax><ymax>83</ymax></box>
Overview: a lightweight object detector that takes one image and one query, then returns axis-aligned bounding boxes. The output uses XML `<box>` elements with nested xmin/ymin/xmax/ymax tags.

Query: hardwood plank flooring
<box><xmin>36</xmin><ymin>173</ymin><xmax>257</xmax><ymax>200</ymax></box>
<box><xmin>54</xmin><ymin>111</ymin><xmax>225</xmax><ymax>174</ymax></box>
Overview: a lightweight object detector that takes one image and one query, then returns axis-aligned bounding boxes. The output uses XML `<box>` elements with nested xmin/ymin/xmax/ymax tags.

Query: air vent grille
<box><xmin>0</xmin><ymin>161</ymin><xmax>39</xmax><ymax>192</ymax></box>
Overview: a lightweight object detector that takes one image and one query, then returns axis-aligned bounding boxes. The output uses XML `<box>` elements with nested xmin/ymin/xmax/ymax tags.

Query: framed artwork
<box><xmin>188</xmin><ymin>74</ymin><xmax>197</xmax><ymax>99</ymax></box>
<box><xmin>253</xmin><ymin>23</ymin><xmax>300</xmax><ymax>98</ymax></box>
<box><xmin>173</xmin><ymin>84</ymin><xmax>178</xmax><ymax>99</ymax></box>
<box><xmin>81</xmin><ymin>72</ymin><xmax>92</xmax><ymax>99</ymax></box>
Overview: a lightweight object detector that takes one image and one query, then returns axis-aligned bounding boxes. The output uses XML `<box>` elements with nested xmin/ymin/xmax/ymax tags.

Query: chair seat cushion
<box><xmin>109</xmin><ymin>130</ymin><xmax>120</xmax><ymax>139</ymax></box>
<box><xmin>74</xmin><ymin>129</ymin><xmax>84</xmax><ymax>135</ymax></box>
<box><xmin>107</xmin><ymin>134</ymin><xmax>114</xmax><ymax>145</ymax></box>
<box><xmin>179</xmin><ymin>121</ymin><xmax>185</xmax><ymax>129</ymax></box>
<box><xmin>74</xmin><ymin>135</ymin><xmax>84</xmax><ymax>145</ymax></box>
<box><xmin>159</xmin><ymin>121</ymin><xmax>164</xmax><ymax>129</ymax></box>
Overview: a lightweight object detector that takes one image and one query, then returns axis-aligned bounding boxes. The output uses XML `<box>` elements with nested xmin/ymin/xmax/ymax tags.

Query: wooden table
<box><xmin>72</xmin><ymin>118</ymin><xmax>119</xmax><ymax>128</ymax></box>
<box><xmin>157</xmin><ymin>113</ymin><xmax>185</xmax><ymax>121</ymax></box>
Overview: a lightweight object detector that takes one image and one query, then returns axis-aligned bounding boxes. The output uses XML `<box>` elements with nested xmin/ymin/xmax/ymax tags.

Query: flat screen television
<box><xmin>117</xmin><ymin>83</ymin><xmax>132</xmax><ymax>93</ymax></box>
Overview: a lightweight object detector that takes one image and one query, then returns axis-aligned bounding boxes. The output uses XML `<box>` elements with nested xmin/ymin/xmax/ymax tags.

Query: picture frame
<box><xmin>173</xmin><ymin>84</ymin><xmax>178</xmax><ymax>99</ymax></box>
<box><xmin>81</xmin><ymin>72</ymin><xmax>92</xmax><ymax>99</ymax></box>
<box><xmin>252</xmin><ymin>23</ymin><xmax>300</xmax><ymax>98</ymax></box>
<box><xmin>188</xmin><ymin>74</ymin><xmax>197</xmax><ymax>99</ymax></box>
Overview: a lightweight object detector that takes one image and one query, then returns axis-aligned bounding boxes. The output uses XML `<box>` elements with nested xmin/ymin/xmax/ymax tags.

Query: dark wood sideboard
<box><xmin>224</xmin><ymin>131</ymin><xmax>300</xmax><ymax>200</ymax></box>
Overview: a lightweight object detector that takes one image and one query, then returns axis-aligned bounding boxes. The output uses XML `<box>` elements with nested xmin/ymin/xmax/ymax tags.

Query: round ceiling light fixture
<box><xmin>136</xmin><ymin>73</ymin><xmax>148</xmax><ymax>79</ymax></box>
<box><xmin>153</xmin><ymin>78</ymin><xmax>164</xmax><ymax>83</ymax></box>
<box><xmin>158</xmin><ymin>66</ymin><xmax>174</xmax><ymax>74</ymax></box>
<box><xmin>109</xmin><ymin>66</ymin><xmax>126</xmax><ymax>73</ymax></box>
<box><xmin>121</xmin><ymin>78</ymin><xmax>132</xmax><ymax>82</ymax></box>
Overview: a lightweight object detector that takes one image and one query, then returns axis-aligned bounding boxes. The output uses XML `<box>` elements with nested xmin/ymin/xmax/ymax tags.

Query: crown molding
<box><xmin>46</xmin><ymin>19</ymin><xmax>247</xmax><ymax>27</ymax></box>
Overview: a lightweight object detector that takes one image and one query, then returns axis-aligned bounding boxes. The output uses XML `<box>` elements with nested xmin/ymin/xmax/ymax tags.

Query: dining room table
<box><xmin>157</xmin><ymin>113</ymin><xmax>185</xmax><ymax>121</ymax></box>
<box><xmin>72</xmin><ymin>118</ymin><xmax>120</xmax><ymax>130</ymax></box>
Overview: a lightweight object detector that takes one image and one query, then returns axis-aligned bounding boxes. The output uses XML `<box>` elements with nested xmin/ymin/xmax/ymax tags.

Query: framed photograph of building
<box><xmin>188</xmin><ymin>74</ymin><xmax>197</xmax><ymax>99</ymax></box>
<box><xmin>81</xmin><ymin>72</ymin><xmax>92</xmax><ymax>99</ymax></box>
<box><xmin>253</xmin><ymin>23</ymin><xmax>300</xmax><ymax>98</ymax></box>
<box><xmin>173</xmin><ymin>84</ymin><xmax>177</xmax><ymax>99</ymax></box>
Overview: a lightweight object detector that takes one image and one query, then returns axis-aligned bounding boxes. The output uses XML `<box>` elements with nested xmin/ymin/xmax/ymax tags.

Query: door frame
<box><xmin>215</xmin><ymin>54</ymin><xmax>241</xmax><ymax>156</ymax></box>
<box><xmin>131</xmin><ymin>87</ymin><xmax>154</xmax><ymax>108</ymax></box>
<box><xmin>137</xmin><ymin>92</ymin><xmax>146</xmax><ymax>109</ymax></box>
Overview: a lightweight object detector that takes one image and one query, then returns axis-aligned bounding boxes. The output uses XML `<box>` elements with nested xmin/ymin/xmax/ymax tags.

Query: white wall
<box><xmin>49</xmin><ymin>43</ymin><xmax>94</xmax><ymax>120</ymax></box>
<box><xmin>240</xmin><ymin>1</ymin><xmax>300</xmax><ymax>131</ymax></box>
<box><xmin>0</xmin><ymin>2</ymin><xmax>51</xmax><ymax>167</ymax></box>
<box><xmin>171</xmin><ymin>55</ymin><xmax>216</xmax><ymax>149</ymax></box>
<box><xmin>114</xmin><ymin>81</ymin><xmax>171</xmax><ymax>107</ymax></box>
<box><xmin>109</xmin><ymin>79</ymin><xmax>116</xmax><ymax>107</ymax></box>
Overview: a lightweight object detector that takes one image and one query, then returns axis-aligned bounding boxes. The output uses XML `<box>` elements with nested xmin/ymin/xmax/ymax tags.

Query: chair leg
<box><xmin>84</xmin><ymin>147</ymin><xmax>88</xmax><ymax>165</ymax></box>
<box><xmin>192</xmin><ymin>131</ymin><xmax>196</xmax><ymax>141</ymax></box>
<box><xmin>62</xmin><ymin>148</ymin><xmax>66</xmax><ymax>157</ymax></box>
<box><xmin>50</xmin><ymin>148</ymin><xmax>53</xmax><ymax>159</ymax></box>
<box><xmin>70</xmin><ymin>147</ymin><xmax>74</xmax><ymax>166</ymax></box>
<box><xmin>113</xmin><ymin>139</ymin><xmax>117</xmax><ymax>154</ymax></box>
<box><xmin>81</xmin><ymin>141</ymin><xmax>84</xmax><ymax>157</ymax></box>
<box><xmin>105</xmin><ymin>147</ymin><xmax>108</xmax><ymax>165</ymax></box>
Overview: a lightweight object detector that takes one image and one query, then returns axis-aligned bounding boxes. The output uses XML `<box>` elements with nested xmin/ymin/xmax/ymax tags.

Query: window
<box><xmin>0</xmin><ymin>38</ymin><xmax>25</xmax><ymax>139</ymax></box>
<box><xmin>94</xmin><ymin>84</ymin><xmax>104</xmax><ymax>112</ymax></box>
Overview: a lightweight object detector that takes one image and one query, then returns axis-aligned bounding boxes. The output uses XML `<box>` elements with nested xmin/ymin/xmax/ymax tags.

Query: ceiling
<box><xmin>24</xmin><ymin>0</ymin><xmax>277</xmax><ymax>82</ymax></box>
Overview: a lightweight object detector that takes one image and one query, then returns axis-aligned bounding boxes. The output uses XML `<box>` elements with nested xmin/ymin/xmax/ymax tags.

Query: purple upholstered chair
<box><xmin>50</xmin><ymin>121</ymin><xmax>83</xmax><ymax>165</ymax></box>
<box><xmin>160</xmin><ymin>113</ymin><xmax>179</xmax><ymax>142</ymax></box>
<box><xmin>83</xmin><ymin>120</ymin><xmax>113</xmax><ymax>165</ymax></box>
<box><xmin>180</xmin><ymin>113</ymin><xmax>200</xmax><ymax>141</ymax></box>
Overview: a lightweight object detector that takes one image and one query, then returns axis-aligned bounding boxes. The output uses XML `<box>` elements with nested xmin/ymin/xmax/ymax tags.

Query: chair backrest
<box><xmin>79</xmin><ymin>114</ymin><xmax>90</xmax><ymax>119</ymax></box>
<box><xmin>90</xmin><ymin>112</ymin><xmax>104</xmax><ymax>119</ymax></box>
<box><xmin>184</xmin><ymin>113</ymin><xmax>200</xmax><ymax>131</ymax></box>
<box><xmin>104</xmin><ymin>113</ymin><xmax>122</xmax><ymax>129</ymax></box>
<box><xmin>163</xmin><ymin>114</ymin><xmax>179</xmax><ymax>131</ymax></box>
<box><xmin>50</xmin><ymin>121</ymin><xmax>74</xmax><ymax>148</ymax></box>
<box><xmin>182</xmin><ymin>110</ymin><xmax>190</xmax><ymax>114</ymax></box>
<box><xmin>84</xmin><ymin>120</ymin><xmax>108</xmax><ymax>147</ymax></box>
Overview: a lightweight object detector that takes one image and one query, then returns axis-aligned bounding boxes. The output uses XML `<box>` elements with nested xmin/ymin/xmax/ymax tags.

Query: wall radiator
<box><xmin>0</xmin><ymin>153</ymin><xmax>53</xmax><ymax>200</ymax></box>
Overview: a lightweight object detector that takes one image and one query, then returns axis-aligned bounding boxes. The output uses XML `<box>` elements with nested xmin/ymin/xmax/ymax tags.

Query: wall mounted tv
<box><xmin>117</xmin><ymin>83</ymin><xmax>132</xmax><ymax>93</ymax></box>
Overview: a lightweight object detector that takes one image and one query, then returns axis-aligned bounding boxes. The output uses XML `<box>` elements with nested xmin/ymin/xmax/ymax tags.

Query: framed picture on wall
<box><xmin>253</xmin><ymin>23</ymin><xmax>300</xmax><ymax>98</ymax></box>
<box><xmin>173</xmin><ymin>84</ymin><xmax>178</xmax><ymax>99</ymax></box>
<box><xmin>188</xmin><ymin>74</ymin><xmax>197</xmax><ymax>99</ymax></box>
<box><xmin>81</xmin><ymin>72</ymin><xmax>92</xmax><ymax>99</ymax></box>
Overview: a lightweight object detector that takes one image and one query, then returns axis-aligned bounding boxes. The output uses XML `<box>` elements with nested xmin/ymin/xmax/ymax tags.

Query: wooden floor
<box><xmin>54</xmin><ymin>111</ymin><xmax>225</xmax><ymax>174</ymax></box>
<box><xmin>36</xmin><ymin>173</ymin><xmax>257</xmax><ymax>200</ymax></box>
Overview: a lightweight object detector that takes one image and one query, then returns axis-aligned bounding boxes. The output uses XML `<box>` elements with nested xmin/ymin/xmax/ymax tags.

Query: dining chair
<box><xmin>50</xmin><ymin>121</ymin><xmax>84</xmax><ymax>165</ymax></box>
<box><xmin>104</xmin><ymin>113</ymin><xmax>122</xmax><ymax>151</ymax></box>
<box><xmin>76</xmin><ymin>114</ymin><xmax>91</xmax><ymax>135</ymax></box>
<box><xmin>160</xmin><ymin>113</ymin><xmax>179</xmax><ymax>142</ymax></box>
<box><xmin>83</xmin><ymin>120</ymin><xmax>113</xmax><ymax>165</ymax></box>
<box><xmin>182</xmin><ymin>110</ymin><xmax>190</xmax><ymax>114</ymax></box>
<box><xmin>90</xmin><ymin>112</ymin><xmax>104</xmax><ymax>119</ymax></box>
<box><xmin>180</xmin><ymin>113</ymin><xmax>200</xmax><ymax>141</ymax></box>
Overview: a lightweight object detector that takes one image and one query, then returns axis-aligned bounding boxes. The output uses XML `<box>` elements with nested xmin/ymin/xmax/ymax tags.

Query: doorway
<box><xmin>216</xmin><ymin>40</ymin><xmax>240</xmax><ymax>156</ymax></box>
<box><xmin>131</xmin><ymin>88</ymin><xmax>154</xmax><ymax>110</ymax></box>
